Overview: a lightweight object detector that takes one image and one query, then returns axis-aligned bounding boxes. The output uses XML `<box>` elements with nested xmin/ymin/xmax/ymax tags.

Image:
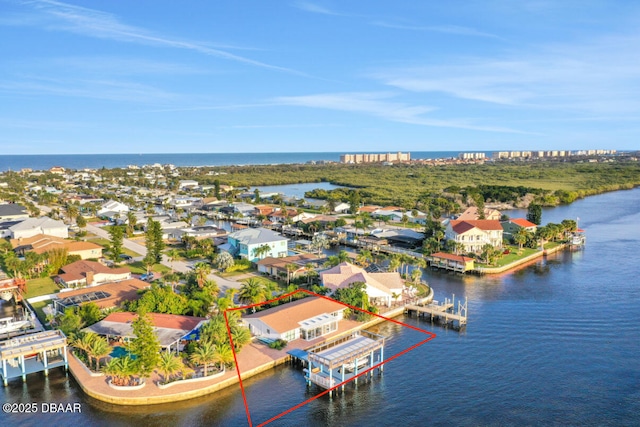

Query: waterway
<box><xmin>3</xmin><ymin>188</ymin><xmax>640</xmax><ymax>426</ymax></box>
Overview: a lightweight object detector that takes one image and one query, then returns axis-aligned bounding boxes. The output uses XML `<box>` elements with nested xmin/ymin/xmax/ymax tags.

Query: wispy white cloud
<box><xmin>0</xmin><ymin>75</ymin><xmax>179</xmax><ymax>103</ymax></box>
<box><xmin>373</xmin><ymin>33</ymin><xmax>640</xmax><ymax>115</ymax></box>
<box><xmin>372</xmin><ymin>21</ymin><xmax>500</xmax><ymax>39</ymax></box>
<box><xmin>292</xmin><ymin>1</ymin><xmax>340</xmax><ymax>16</ymax></box>
<box><xmin>18</xmin><ymin>0</ymin><xmax>304</xmax><ymax>75</ymax></box>
<box><xmin>272</xmin><ymin>92</ymin><xmax>524</xmax><ymax>133</ymax></box>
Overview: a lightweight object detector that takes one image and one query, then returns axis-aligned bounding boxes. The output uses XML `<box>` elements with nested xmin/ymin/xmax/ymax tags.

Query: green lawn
<box><xmin>25</xmin><ymin>277</ymin><xmax>59</xmax><ymax>299</ymax></box>
<box><xmin>492</xmin><ymin>247</ymin><xmax>540</xmax><ymax>267</ymax></box>
<box><xmin>29</xmin><ymin>300</ymin><xmax>52</xmax><ymax>329</ymax></box>
<box><xmin>128</xmin><ymin>261</ymin><xmax>171</xmax><ymax>275</ymax></box>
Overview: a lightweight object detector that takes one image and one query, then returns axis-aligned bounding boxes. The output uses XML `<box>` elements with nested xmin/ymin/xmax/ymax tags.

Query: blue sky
<box><xmin>1</xmin><ymin>1</ymin><xmax>639</xmax><ymax>154</ymax></box>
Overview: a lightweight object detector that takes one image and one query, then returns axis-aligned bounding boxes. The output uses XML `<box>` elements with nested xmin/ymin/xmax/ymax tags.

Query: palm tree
<box><xmin>252</xmin><ymin>244</ymin><xmax>271</xmax><ymax>260</ymax></box>
<box><xmin>514</xmin><ymin>228</ymin><xmax>528</xmax><ymax>252</ymax></box>
<box><xmin>166</xmin><ymin>248</ymin><xmax>181</xmax><ymax>274</ymax></box>
<box><xmin>157</xmin><ymin>351</ymin><xmax>185</xmax><ymax>383</ymax></box>
<box><xmin>238</xmin><ymin>278</ymin><xmax>269</xmax><ymax>310</ymax></box>
<box><xmin>230</xmin><ymin>327</ymin><xmax>251</xmax><ymax>352</ymax></box>
<box><xmin>214</xmin><ymin>343</ymin><xmax>235</xmax><ymax>370</ymax></box>
<box><xmin>103</xmin><ymin>355</ymin><xmax>137</xmax><ymax>386</ymax></box>
<box><xmin>410</xmin><ymin>268</ymin><xmax>422</xmax><ymax>284</ymax></box>
<box><xmin>190</xmin><ymin>341</ymin><xmax>217</xmax><ymax>377</ymax></box>
<box><xmin>310</xmin><ymin>234</ymin><xmax>330</xmax><ymax>256</ymax></box>
<box><xmin>356</xmin><ymin>250</ymin><xmax>373</xmax><ymax>267</ymax></box>
<box><xmin>126</xmin><ymin>211</ymin><xmax>137</xmax><ymax>236</ymax></box>
<box><xmin>87</xmin><ymin>335</ymin><xmax>111</xmax><ymax>371</ymax></box>
<box><xmin>284</xmin><ymin>263</ymin><xmax>298</xmax><ymax>285</ymax></box>
<box><xmin>304</xmin><ymin>263</ymin><xmax>317</xmax><ymax>285</ymax></box>
<box><xmin>193</xmin><ymin>262</ymin><xmax>211</xmax><ymax>288</ymax></box>
<box><xmin>71</xmin><ymin>331</ymin><xmax>96</xmax><ymax>363</ymax></box>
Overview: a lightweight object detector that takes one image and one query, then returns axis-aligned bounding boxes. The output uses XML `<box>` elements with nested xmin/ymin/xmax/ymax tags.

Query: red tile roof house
<box><xmin>445</xmin><ymin>220</ymin><xmax>504</xmax><ymax>253</ymax></box>
<box><xmin>83</xmin><ymin>312</ymin><xmax>207</xmax><ymax>352</ymax></box>
<box><xmin>320</xmin><ymin>262</ymin><xmax>405</xmax><ymax>307</ymax></box>
<box><xmin>243</xmin><ymin>297</ymin><xmax>346</xmax><ymax>342</ymax></box>
<box><xmin>55</xmin><ymin>260</ymin><xmax>131</xmax><ymax>289</ymax></box>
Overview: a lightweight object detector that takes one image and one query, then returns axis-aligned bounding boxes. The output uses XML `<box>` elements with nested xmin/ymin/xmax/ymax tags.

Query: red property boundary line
<box><xmin>224</xmin><ymin>289</ymin><xmax>437</xmax><ymax>427</ymax></box>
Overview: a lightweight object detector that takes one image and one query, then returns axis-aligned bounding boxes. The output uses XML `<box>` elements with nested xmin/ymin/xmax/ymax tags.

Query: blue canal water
<box><xmin>2</xmin><ymin>188</ymin><xmax>640</xmax><ymax>426</ymax></box>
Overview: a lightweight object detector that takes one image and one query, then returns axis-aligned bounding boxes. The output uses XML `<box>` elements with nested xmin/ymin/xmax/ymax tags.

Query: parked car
<box><xmin>140</xmin><ymin>273</ymin><xmax>154</xmax><ymax>282</ymax></box>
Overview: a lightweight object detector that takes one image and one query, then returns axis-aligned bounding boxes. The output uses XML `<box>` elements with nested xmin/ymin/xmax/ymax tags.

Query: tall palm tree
<box><xmin>193</xmin><ymin>262</ymin><xmax>211</xmax><ymax>288</ymax></box>
<box><xmin>284</xmin><ymin>263</ymin><xmax>298</xmax><ymax>285</ymax></box>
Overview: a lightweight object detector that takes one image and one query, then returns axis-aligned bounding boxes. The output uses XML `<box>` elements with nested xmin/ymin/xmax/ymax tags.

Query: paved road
<box><xmin>84</xmin><ymin>223</ymin><xmax>241</xmax><ymax>292</ymax></box>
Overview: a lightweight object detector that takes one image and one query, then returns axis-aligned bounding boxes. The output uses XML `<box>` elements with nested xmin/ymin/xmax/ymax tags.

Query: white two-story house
<box><xmin>445</xmin><ymin>220</ymin><xmax>504</xmax><ymax>253</ymax></box>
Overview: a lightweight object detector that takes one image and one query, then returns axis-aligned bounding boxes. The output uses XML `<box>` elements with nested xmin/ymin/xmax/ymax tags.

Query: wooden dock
<box><xmin>405</xmin><ymin>295</ymin><xmax>468</xmax><ymax>329</ymax></box>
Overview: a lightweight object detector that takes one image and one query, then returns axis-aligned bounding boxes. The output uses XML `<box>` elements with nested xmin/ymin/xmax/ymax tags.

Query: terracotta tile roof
<box><xmin>243</xmin><ymin>297</ymin><xmax>345</xmax><ymax>334</ymax></box>
<box><xmin>58</xmin><ymin>260</ymin><xmax>130</xmax><ymax>283</ymax></box>
<box><xmin>509</xmin><ymin>218</ymin><xmax>537</xmax><ymax>228</ymax></box>
<box><xmin>256</xmin><ymin>253</ymin><xmax>318</xmax><ymax>268</ymax></box>
<box><xmin>102</xmin><ymin>312</ymin><xmax>206</xmax><ymax>331</ymax></box>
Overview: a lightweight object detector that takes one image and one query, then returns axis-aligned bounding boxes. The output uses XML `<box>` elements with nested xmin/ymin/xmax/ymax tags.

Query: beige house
<box><xmin>11</xmin><ymin>234</ymin><xmax>103</xmax><ymax>260</ymax></box>
<box><xmin>55</xmin><ymin>260</ymin><xmax>131</xmax><ymax>288</ymax></box>
<box><xmin>457</xmin><ymin>206</ymin><xmax>501</xmax><ymax>221</ymax></box>
<box><xmin>445</xmin><ymin>220</ymin><xmax>504</xmax><ymax>253</ymax></box>
<box><xmin>320</xmin><ymin>262</ymin><xmax>405</xmax><ymax>307</ymax></box>
<box><xmin>243</xmin><ymin>297</ymin><xmax>346</xmax><ymax>342</ymax></box>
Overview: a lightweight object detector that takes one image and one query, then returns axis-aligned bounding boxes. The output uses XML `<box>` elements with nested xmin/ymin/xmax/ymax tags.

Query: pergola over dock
<box><xmin>1</xmin><ymin>330</ymin><xmax>68</xmax><ymax>386</ymax></box>
<box><xmin>306</xmin><ymin>330</ymin><xmax>385</xmax><ymax>395</ymax></box>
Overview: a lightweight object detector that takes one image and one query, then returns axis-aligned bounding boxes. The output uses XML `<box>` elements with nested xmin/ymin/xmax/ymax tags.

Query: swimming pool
<box><xmin>110</xmin><ymin>346</ymin><xmax>136</xmax><ymax>359</ymax></box>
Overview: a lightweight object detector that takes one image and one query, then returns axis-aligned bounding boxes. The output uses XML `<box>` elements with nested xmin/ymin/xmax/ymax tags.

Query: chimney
<box><xmin>85</xmin><ymin>271</ymin><xmax>94</xmax><ymax>285</ymax></box>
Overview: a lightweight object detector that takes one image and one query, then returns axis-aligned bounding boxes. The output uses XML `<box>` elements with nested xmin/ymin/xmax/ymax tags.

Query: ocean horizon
<box><xmin>0</xmin><ymin>151</ymin><xmax>478</xmax><ymax>172</ymax></box>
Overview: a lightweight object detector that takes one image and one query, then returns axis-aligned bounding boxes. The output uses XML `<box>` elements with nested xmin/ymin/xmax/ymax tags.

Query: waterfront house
<box><xmin>9</xmin><ymin>217</ymin><xmax>68</xmax><ymax>239</ymax></box>
<box><xmin>225</xmin><ymin>227</ymin><xmax>288</xmax><ymax>262</ymax></box>
<box><xmin>445</xmin><ymin>220</ymin><xmax>504</xmax><ymax>253</ymax></box>
<box><xmin>320</xmin><ymin>262</ymin><xmax>405</xmax><ymax>307</ymax></box>
<box><xmin>55</xmin><ymin>260</ymin><xmax>131</xmax><ymax>288</ymax></box>
<box><xmin>243</xmin><ymin>297</ymin><xmax>346</xmax><ymax>342</ymax></box>
<box><xmin>429</xmin><ymin>252</ymin><xmax>475</xmax><ymax>273</ymax></box>
<box><xmin>52</xmin><ymin>278</ymin><xmax>148</xmax><ymax>314</ymax></box>
<box><xmin>501</xmin><ymin>218</ymin><xmax>538</xmax><ymax>238</ymax></box>
<box><xmin>82</xmin><ymin>312</ymin><xmax>206</xmax><ymax>352</ymax></box>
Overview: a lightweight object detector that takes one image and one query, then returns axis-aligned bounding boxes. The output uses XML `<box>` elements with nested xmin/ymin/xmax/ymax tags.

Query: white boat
<box><xmin>340</xmin><ymin>357</ymin><xmax>369</xmax><ymax>373</ymax></box>
<box><xmin>0</xmin><ymin>313</ymin><xmax>33</xmax><ymax>335</ymax></box>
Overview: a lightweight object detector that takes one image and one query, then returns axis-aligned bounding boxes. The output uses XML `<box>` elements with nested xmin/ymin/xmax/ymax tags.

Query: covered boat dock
<box><xmin>305</xmin><ymin>330</ymin><xmax>385</xmax><ymax>395</ymax></box>
<box><xmin>1</xmin><ymin>330</ymin><xmax>68</xmax><ymax>386</ymax></box>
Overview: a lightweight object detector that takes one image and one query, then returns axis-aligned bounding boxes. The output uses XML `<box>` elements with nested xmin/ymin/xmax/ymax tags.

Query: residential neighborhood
<box><xmin>0</xmin><ymin>163</ymin><xmax>581</xmax><ymax>404</ymax></box>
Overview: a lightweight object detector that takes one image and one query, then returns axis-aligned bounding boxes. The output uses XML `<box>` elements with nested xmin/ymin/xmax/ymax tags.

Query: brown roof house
<box><xmin>55</xmin><ymin>260</ymin><xmax>131</xmax><ymax>288</ymax></box>
<box><xmin>320</xmin><ymin>262</ymin><xmax>405</xmax><ymax>307</ymax></box>
<box><xmin>243</xmin><ymin>297</ymin><xmax>346</xmax><ymax>342</ymax></box>
<box><xmin>52</xmin><ymin>278</ymin><xmax>148</xmax><ymax>314</ymax></box>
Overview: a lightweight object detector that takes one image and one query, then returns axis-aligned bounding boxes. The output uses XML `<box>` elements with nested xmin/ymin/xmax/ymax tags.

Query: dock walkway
<box><xmin>405</xmin><ymin>296</ymin><xmax>468</xmax><ymax>329</ymax></box>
